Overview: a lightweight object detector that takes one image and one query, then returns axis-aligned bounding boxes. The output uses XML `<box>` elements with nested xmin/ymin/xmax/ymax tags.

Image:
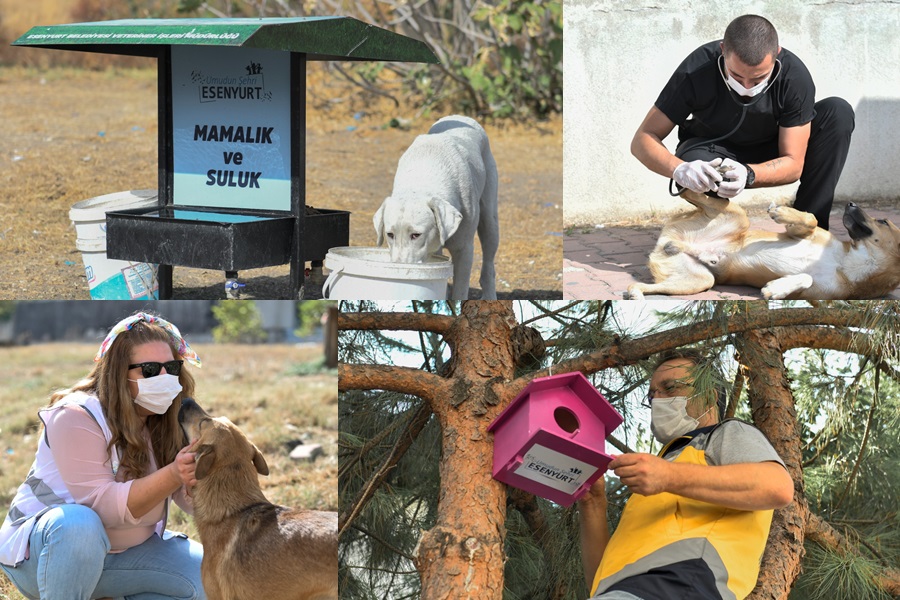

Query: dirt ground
<box><xmin>0</xmin><ymin>65</ymin><xmax>562</xmax><ymax>300</ymax></box>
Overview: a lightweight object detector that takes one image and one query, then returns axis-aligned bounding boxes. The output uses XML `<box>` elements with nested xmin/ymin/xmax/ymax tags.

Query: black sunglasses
<box><xmin>128</xmin><ymin>360</ymin><xmax>184</xmax><ymax>378</ymax></box>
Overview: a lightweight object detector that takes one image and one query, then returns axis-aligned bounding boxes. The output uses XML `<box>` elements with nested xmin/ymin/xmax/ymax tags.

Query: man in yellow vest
<box><xmin>579</xmin><ymin>349</ymin><xmax>794</xmax><ymax>600</ymax></box>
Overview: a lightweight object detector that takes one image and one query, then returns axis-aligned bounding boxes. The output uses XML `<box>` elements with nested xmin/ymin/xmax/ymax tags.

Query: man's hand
<box><xmin>672</xmin><ymin>158</ymin><xmax>724</xmax><ymax>194</ymax></box>
<box><xmin>609</xmin><ymin>453</ymin><xmax>673</xmax><ymax>496</ymax></box>
<box><xmin>716</xmin><ymin>159</ymin><xmax>748</xmax><ymax>198</ymax></box>
<box><xmin>579</xmin><ymin>477</ymin><xmax>607</xmax><ymax>506</ymax></box>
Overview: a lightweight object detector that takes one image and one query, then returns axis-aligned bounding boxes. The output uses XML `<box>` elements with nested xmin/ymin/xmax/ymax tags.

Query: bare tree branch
<box><xmin>338</xmin><ymin>363</ymin><xmax>449</xmax><ymax>402</ymax></box>
<box><xmin>339</xmin><ymin>311</ymin><xmax>454</xmax><ymax>334</ymax></box>
<box><xmin>776</xmin><ymin>325</ymin><xmax>900</xmax><ymax>385</ymax></box>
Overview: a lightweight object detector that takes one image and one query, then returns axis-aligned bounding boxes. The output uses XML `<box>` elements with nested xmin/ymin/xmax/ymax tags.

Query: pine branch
<box><xmin>833</xmin><ymin>365</ymin><xmax>879</xmax><ymax>511</ymax></box>
<box><xmin>505</xmin><ymin>306</ymin><xmax>898</xmax><ymax>395</ymax></box>
<box><xmin>507</xmin><ymin>487</ymin><xmax>550</xmax><ymax>546</ymax></box>
<box><xmin>349</xmin><ymin>523</ymin><xmax>418</xmax><ymax>562</ymax></box>
<box><xmin>778</xmin><ymin>326</ymin><xmax>900</xmax><ymax>385</ymax></box>
<box><xmin>338</xmin><ymin>363</ymin><xmax>450</xmax><ymax>402</ymax></box>
<box><xmin>339</xmin><ymin>402</ymin><xmax>434</xmax><ymax>538</ymax></box>
<box><xmin>339</xmin><ymin>311</ymin><xmax>455</xmax><ymax>334</ymax></box>
<box><xmin>726</xmin><ymin>363</ymin><xmax>746</xmax><ymax>419</ymax></box>
<box><xmin>801</xmin><ymin>357</ymin><xmax>867</xmax><ymax>468</ymax></box>
<box><xmin>805</xmin><ymin>512</ymin><xmax>900</xmax><ymax>596</ymax></box>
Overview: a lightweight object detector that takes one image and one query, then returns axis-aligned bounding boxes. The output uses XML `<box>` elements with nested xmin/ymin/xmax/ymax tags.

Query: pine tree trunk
<box><xmin>415</xmin><ymin>301</ymin><xmax>518</xmax><ymax>600</ymax></box>
<box><xmin>736</xmin><ymin>315</ymin><xmax>806</xmax><ymax>600</ymax></box>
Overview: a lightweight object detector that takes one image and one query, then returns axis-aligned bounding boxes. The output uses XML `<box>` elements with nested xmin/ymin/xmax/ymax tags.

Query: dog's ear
<box><xmin>428</xmin><ymin>198</ymin><xmax>463</xmax><ymax>244</ymax></box>
<box><xmin>373</xmin><ymin>200</ymin><xmax>388</xmax><ymax>246</ymax></box>
<box><xmin>251</xmin><ymin>443</ymin><xmax>269</xmax><ymax>476</ymax></box>
<box><xmin>194</xmin><ymin>444</ymin><xmax>215</xmax><ymax>480</ymax></box>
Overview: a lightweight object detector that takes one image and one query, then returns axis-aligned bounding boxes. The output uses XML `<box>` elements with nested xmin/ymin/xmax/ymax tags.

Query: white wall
<box><xmin>564</xmin><ymin>0</ymin><xmax>900</xmax><ymax>226</ymax></box>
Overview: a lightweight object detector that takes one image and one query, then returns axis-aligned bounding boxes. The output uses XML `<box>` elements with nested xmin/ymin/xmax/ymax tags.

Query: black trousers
<box><xmin>676</xmin><ymin>97</ymin><xmax>855</xmax><ymax>230</ymax></box>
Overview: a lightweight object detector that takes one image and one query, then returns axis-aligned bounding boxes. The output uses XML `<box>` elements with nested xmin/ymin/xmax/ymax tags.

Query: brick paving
<box><xmin>564</xmin><ymin>205</ymin><xmax>900</xmax><ymax>300</ymax></box>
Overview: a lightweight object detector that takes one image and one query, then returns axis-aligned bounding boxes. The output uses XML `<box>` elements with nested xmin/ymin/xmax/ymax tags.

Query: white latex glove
<box><xmin>672</xmin><ymin>158</ymin><xmax>723</xmax><ymax>194</ymax></box>
<box><xmin>716</xmin><ymin>158</ymin><xmax>748</xmax><ymax>198</ymax></box>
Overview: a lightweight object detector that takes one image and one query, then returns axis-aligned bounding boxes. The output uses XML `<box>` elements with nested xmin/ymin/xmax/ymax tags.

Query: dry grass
<box><xmin>0</xmin><ymin>342</ymin><xmax>337</xmax><ymax>597</ymax></box>
<box><xmin>0</xmin><ymin>1</ymin><xmax>563</xmax><ymax>300</ymax></box>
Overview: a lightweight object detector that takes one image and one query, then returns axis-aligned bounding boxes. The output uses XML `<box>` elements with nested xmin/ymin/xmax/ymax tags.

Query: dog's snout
<box><xmin>178</xmin><ymin>397</ymin><xmax>197</xmax><ymax>424</ymax></box>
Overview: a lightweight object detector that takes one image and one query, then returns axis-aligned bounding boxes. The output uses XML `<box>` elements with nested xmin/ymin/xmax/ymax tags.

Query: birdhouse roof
<box><xmin>489</xmin><ymin>371</ymin><xmax>623</xmax><ymax>433</ymax></box>
<box><xmin>13</xmin><ymin>17</ymin><xmax>439</xmax><ymax>63</ymax></box>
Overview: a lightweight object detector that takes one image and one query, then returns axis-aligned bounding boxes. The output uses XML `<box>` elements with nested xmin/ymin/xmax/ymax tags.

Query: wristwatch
<box><xmin>744</xmin><ymin>164</ymin><xmax>756</xmax><ymax>188</ymax></box>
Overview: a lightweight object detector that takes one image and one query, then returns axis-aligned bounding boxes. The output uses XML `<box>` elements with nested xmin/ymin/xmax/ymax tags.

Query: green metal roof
<box><xmin>12</xmin><ymin>17</ymin><xmax>438</xmax><ymax>63</ymax></box>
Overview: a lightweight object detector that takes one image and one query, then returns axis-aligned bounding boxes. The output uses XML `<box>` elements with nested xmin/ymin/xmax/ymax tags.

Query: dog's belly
<box><xmin>717</xmin><ymin>240</ymin><xmax>861</xmax><ymax>297</ymax></box>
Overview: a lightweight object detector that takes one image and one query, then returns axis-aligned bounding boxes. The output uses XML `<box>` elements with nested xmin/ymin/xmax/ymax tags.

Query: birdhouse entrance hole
<box><xmin>554</xmin><ymin>406</ymin><xmax>579</xmax><ymax>434</ymax></box>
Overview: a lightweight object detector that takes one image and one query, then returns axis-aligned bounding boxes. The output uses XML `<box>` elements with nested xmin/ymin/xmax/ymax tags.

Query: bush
<box><xmin>211</xmin><ymin>300</ymin><xmax>267</xmax><ymax>343</ymax></box>
<box><xmin>182</xmin><ymin>0</ymin><xmax>562</xmax><ymax>122</ymax></box>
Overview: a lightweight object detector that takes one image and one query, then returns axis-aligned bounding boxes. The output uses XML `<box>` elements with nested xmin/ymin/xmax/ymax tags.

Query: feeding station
<box><xmin>13</xmin><ymin>18</ymin><xmax>438</xmax><ymax>299</ymax></box>
<box><xmin>487</xmin><ymin>371</ymin><xmax>623</xmax><ymax>506</ymax></box>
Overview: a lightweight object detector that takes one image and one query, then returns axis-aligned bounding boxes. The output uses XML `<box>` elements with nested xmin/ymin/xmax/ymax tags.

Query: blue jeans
<box><xmin>0</xmin><ymin>504</ymin><xmax>205</xmax><ymax>600</ymax></box>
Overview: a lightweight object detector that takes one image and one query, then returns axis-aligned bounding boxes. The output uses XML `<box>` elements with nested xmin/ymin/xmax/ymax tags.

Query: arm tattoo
<box><xmin>766</xmin><ymin>158</ymin><xmax>784</xmax><ymax>172</ymax></box>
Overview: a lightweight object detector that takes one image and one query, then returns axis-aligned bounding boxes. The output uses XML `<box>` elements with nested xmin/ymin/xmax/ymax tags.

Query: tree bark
<box><xmin>338</xmin><ymin>363</ymin><xmax>450</xmax><ymax>402</ymax></box>
<box><xmin>339</xmin><ymin>310</ymin><xmax>454</xmax><ymax>334</ymax></box>
<box><xmin>324</xmin><ymin>305</ymin><xmax>339</xmax><ymax>368</ymax></box>
<box><xmin>736</xmin><ymin>315</ymin><xmax>807</xmax><ymax>600</ymax></box>
<box><xmin>414</xmin><ymin>301</ymin><xmax>518</xmax><ymax>600</ymax></box>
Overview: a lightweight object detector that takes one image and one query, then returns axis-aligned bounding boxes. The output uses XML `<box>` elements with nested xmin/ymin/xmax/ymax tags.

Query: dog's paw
<box><xmin>762</xmin><ymin>274</ymin><xmax>813</xmax><ymax>299</ymax></box>
<box><xmin>662</xmin><ymin>241</ymin><xmax>682</xmax><ymax>256</ymax></box>
<box><xmin>624</xmin><ymin>286</ymin><xmax>645</xmax><ymax>300</ymax></box>
<box><xmin>696</xmin><ymin>250</ymin><xmax>724</xmax><ymax>266</ymax></box>
<box><xmin>768</xmin><ymin>204</ymin><xmax>792</xmax><ymax>224</ymax></box>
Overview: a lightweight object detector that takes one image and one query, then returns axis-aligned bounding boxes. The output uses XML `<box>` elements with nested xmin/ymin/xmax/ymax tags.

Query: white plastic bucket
<box><xmin>323</xmin><ymin>247</ymin><xmax>453</xmax><ymax>300</ymax></box>
<box><xmin>69</xmin><ymin>190</ymin><xmax>160</xmax><ymax>300</ymax></box>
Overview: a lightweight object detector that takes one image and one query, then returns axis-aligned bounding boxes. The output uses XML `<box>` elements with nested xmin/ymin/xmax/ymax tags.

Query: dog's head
<box><xmin>178</xmin><ymin>398</ymin><xmax>268</xmax><ymax>480</ymax></box>
<box><xmin>843</xmin><ymin>203</ymin><xmax>900</xmax><ymax>255</ymax></box>
<box><xmin>373</xmin><ymin>195</ymin><xmax>462</xmax><ymax>263</ymax></box>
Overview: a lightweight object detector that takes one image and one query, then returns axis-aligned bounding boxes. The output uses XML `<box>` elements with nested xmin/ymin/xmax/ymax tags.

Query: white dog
<box><xmin>374</xmin><ymin>115</ymin><xmax>499</xmax><ymax>300</ymax></box>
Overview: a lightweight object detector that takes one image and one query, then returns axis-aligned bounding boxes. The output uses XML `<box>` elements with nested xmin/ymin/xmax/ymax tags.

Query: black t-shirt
<box><xmin>655</xmin><ymin>40</ymin><xmax>817</xmax><ymax>148</ymax></box>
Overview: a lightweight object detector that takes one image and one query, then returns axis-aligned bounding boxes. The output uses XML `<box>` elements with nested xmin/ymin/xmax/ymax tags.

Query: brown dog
<box><xmin>625</xmin><ymin>190</ymin><xmax>900</xmax><ymax>300</ymax></box>
<box><xmin>178</xmin><ymin>398</ymin><xmax>338</xmax><ymax>600</ymax></box>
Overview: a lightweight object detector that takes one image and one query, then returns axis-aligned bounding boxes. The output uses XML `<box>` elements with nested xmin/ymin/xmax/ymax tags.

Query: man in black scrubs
<box><xmin>631</xmin><ymin>14</ymin><xmax>854</xmax><ymax>230</ymax></box>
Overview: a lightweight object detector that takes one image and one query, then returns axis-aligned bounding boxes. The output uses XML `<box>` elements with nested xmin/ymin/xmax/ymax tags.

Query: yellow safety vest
<box><xmin>591</xmin><ymin>433</ymin><xmax>774</xmax><ymax>600</ymax></box>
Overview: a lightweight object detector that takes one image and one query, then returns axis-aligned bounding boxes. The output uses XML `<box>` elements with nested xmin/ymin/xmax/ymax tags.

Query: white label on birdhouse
<box><xmin>514</xmin><ymin>443</ymin><xmax>599</xmax><ymax>495</ymax></box>
<box><xmin>171</xmin><ymin>46</ymin><xmax>291</xmax><ymax>211</ymax></box>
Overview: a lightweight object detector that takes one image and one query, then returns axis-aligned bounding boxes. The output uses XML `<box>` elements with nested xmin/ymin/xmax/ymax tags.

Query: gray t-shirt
<box><xmin>664</xmin><ymin>419</ymin><xmax>786</xmax><ymax>467</ymax></box>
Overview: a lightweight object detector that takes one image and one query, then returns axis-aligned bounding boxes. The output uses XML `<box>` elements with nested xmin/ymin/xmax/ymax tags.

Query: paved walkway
<box><xmin>564</xmin><ymin>204</ymin><xmax>900</xmax><ymax>300</ymax></box>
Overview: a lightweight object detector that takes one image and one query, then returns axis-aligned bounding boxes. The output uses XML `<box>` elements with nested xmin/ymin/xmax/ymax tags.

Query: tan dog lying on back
<box><xmin>179</xmin><ymin>398</ymin><xmax>337</xmax><ymax>600</ymax></box>
<box><xmin>625</xmin><ymin>189</ymin><xmax>900</xmax><ymax>300</ymax></box>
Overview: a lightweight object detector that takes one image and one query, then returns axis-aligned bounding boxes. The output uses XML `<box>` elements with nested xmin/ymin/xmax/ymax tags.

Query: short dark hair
<box><xmin>723</xmin><ymin>14</ymin><xmax>779</xmax><ymax>66</ymax></box>
<box><xmin>651</xmin><ymin>348</ymin><xmax>727</xmax><ymax>420</ymax></box>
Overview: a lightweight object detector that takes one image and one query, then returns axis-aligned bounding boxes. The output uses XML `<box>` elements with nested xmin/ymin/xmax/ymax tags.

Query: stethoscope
<box><xmin>667</xmin><ymin>55</ymin><xmax>782</xmax><ymax>196</ymax></box>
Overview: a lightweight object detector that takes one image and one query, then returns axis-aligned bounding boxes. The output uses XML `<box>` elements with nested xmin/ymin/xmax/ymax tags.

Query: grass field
<box><xmin>0</xmin><ymin>341</ymin><xmax>337</xmax><ymax>598</ymax></box>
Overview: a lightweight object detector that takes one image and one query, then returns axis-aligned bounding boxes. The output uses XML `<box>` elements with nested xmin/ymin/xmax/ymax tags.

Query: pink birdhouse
<box><xmin>487</xmin><ymin>371</ymin><xmax>623</xmax><ymax>506</ymax></box>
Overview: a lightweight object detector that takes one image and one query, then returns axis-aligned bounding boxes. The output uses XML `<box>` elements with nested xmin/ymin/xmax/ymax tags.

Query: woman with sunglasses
<box><xmin>0</xmin><ymin>312</ymin><xmax>205</xmax><ymax>599</ymax></box>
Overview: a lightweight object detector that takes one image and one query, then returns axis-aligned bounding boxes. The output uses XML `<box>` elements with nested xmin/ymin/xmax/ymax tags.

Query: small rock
<box><xmin>289</xmin><ymin>443</ymin><xmax>323</xmax><ymax>462</ymax></box>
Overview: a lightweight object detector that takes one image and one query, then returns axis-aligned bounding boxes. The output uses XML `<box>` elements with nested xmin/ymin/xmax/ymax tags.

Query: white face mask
<box><xmin>650</xmin><ymin>396</ymin><xmax>714</xmax><ymax>444</ymax></box>
<box><xmin>720</xmin><ymin>57</ymin><xmax>779</xmax><ymax>98</ymax></box>
<box><xmin>129</xmin><ymin>374</ymin><xmax>182</xmax><ymax>414</ymax></box>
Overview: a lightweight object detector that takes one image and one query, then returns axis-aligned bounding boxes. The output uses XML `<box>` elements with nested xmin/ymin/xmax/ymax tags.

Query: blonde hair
<box><xmin>48</xmin><ymin>318</ymin><xmax>194</xmax><ymax>479</ymax></box>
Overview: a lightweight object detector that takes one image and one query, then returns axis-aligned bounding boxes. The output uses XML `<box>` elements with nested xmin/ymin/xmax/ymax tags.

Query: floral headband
<box><xmin>94</xmin><ymin>312</ymin><xmax>201</xmax><ymax>367</ymax></box>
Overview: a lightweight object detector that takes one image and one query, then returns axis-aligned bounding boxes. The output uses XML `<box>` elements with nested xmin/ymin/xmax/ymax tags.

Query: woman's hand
<box><xmin>173</xmin><ymin>439</ymin><xmax>199</xmax><ymax>489</ymax></box>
